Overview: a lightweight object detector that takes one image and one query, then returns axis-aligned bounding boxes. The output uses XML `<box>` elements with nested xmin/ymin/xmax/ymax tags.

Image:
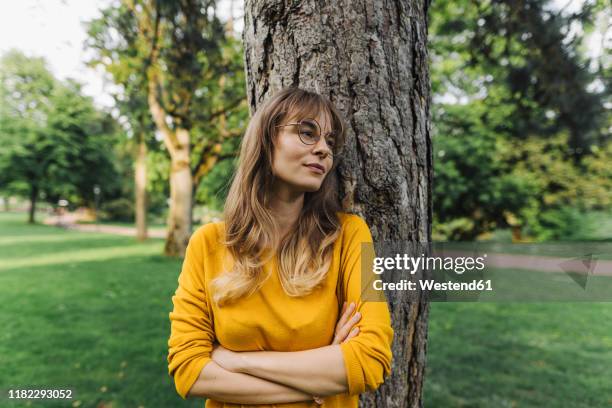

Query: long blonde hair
<box><xmin>211</xmin><ymin>87</ymin><xmax>347</xmax><ymax>306</ymax></box>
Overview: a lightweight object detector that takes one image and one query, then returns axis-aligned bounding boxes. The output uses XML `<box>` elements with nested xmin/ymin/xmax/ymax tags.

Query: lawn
<box><xmin>424</xmin><ymin>303</ymin><xmax>612</xmax><ymax>407</ymax></box>
<box><xmin>1</xmin><ymin>211</ymin><xmax>611</xmax><ymax>407</ymax></box>
<box><xmin>0</xmin><ymin>212</ymin><xmax>200</xmax><ymax>408</ymax></box>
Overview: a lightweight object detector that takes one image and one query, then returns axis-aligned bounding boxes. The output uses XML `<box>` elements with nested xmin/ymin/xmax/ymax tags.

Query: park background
<box><xmin>0</xmin><ymin>0</ymin><xmax>610</xmax><ymax>407</ymax></box>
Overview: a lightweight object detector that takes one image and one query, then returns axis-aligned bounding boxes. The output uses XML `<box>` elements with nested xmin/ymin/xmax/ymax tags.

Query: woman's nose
<box><xmin>312</xmin><ymin>137</ymin><xmax>332</xmax><ymax>157</ymax></box>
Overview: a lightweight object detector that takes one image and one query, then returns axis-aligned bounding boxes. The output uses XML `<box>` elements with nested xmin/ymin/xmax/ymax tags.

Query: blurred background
<box><xmin>0</xmin><ymin>0</ymin><xmax>610</xmax><ymax>407</ymax></box>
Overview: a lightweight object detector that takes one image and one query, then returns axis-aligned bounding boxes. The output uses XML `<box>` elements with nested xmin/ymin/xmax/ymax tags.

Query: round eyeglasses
<box><xmin>275</xmin><ymin>118</ymin><xmax>340</xmax><ymax>157</ymax></box>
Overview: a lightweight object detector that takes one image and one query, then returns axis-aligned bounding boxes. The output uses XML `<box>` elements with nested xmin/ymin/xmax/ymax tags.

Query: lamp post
<box><xmin>58</xmin><ymin>199</ymin><xmax>68</xmax><ymax>228</ymax></box>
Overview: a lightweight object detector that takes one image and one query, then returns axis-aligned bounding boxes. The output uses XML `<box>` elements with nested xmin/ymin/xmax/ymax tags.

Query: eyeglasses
<box><xmin>275</xmin><ymin>118</ymin><xmax>340</xmax><ymax>157</ymax></box>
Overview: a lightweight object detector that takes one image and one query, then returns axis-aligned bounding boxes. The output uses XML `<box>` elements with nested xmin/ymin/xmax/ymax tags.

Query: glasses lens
<box><xmin>324</xmin><ymin>132</ymin><xmax>337</xmax><ymax>151</ymax></box>
<box><xmin>298</xmin><ymin>119</ymin><xmax>320</xmax><ymax>145</ymax></box>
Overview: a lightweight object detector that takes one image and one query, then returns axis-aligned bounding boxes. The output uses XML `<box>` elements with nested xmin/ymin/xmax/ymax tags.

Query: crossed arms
<box><xmin>186</xmin><ymin>301</ymin><xmax>362</xmax><ymax>404</ymax></box>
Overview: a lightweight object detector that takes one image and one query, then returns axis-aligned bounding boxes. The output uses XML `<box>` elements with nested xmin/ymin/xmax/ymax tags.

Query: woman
<box><xmin>167</xmin><ymin>87</ymin><xmax>393</xmax><ymax>407</ymax></box>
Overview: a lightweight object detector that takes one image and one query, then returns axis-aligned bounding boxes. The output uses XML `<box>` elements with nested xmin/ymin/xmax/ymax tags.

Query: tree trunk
<box><xmin>28</xmin><ymin>184</ymin><xmax>38</xmax><ymax>224</ymax></box>
<box><xmin>135</xmin><ymin>134</ymin><xmax>148</xmax><ymax>241</ymax></box>
<box><xmin>244</xmin><ymin>1</ymin><xmax>433</xmax><ymax>406</ymax></box>
<box><xmin>164</xmin><ymin>127</ymin><xmax>193</xmax><ymax>257</ymax></box>
<box><xmin>148</xmin><ymin>78</ymin><xmax>193</xmax><ymax>257</ymax></box>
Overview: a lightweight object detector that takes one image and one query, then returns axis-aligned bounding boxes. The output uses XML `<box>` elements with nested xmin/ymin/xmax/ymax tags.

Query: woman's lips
<box><xmin>304</xmin><ymin>164</ymin><xmax>325</xmax><ymax>174</ymax></box>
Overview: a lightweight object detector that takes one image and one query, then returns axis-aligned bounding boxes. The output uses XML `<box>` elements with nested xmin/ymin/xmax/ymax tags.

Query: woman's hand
<box><xmin>212</xmin><ymin>303</ymin><xmax>359</xmax><ymax>405</ymax></box>
<box><xmin>331</xmin><ymin>301</ymin><xmax>361</xmax><ymax>345</ymax></box>
<box><xmin>310</xmin><ymin>302</ymin><xmax>361</xmax><ymax>404</ymax></box>
<box><xmin>211</xmin><ymin>343</ymin><xmax>244</xmax><ymax>373</ymax></box>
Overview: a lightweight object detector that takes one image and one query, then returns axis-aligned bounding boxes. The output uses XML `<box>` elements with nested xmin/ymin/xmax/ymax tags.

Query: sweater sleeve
<box><xmin>338</xmin><ymin>215</ymin><xmax>394</xmax><ymax>396</ymax></box>
<box><xmin>167</xmin><ymin>226</ymin><xmax>216</xmax><ymax>399</ymax></box>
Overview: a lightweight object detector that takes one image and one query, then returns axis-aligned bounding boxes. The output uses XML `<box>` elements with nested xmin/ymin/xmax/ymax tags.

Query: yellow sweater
<box><xmin>167</xmin><ymin>212</ymin><xmax>394</xmax><ymax>407</ymax></box>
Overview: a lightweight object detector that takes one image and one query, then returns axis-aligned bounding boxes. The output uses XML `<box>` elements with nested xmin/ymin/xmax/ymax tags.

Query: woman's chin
<box><xmin>299</xmin><ymin>183</ymin><xmax>323</xmax><ymax>193</ymax></box>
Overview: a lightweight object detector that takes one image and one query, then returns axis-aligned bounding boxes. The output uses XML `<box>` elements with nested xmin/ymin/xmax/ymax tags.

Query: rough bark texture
<box><xmin>135</xmin><ymin>136</ymin><xmax>148</xmax><ymax>241</ymax></box>
<box><xmin>243</xmin><ymin>0</ymin><xmax>432</xmax><ymax>406</ymax></box>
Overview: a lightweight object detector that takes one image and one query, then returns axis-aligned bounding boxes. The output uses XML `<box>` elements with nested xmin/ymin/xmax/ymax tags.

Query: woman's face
<box><xmin>271</xmin><ymin>110</ymin><xmax>335</xmax><ymax>194</ymax></box>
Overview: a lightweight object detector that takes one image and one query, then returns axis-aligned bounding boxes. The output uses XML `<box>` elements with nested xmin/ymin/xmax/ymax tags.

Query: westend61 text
<box><xmin>373</xmin><ymin>279</ymin><xmax>493</xmax><ymax>291</ymax></box>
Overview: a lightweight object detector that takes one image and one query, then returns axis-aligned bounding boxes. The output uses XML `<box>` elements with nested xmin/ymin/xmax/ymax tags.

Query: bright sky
<box><xmin>0</xmin><ymin>0</ymin><xmax>606</xmax><ymax>109</ymax></box>
<box><xmin>0</xmin><ymin>0</ymin><xmax>243</xmax><ymax>109</ymax></box>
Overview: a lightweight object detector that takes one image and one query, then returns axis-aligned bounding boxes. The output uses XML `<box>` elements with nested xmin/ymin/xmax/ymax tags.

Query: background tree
<box><xmin>86</xmin><ymin>3</ymin><xmax>159</xmax><ymax>240</ymax></box>
<box><xmin>87</xmin><ymin>0</ymin><xmax>247</xmax><ymax>256</ymax></box>
<box><xmin>0</xmin><ymin>50</ymin><xmax>55</xmax><ymax>222</ymax></box>
<box><xmin>0</xmin><ymin>50</ymin><xmax>120</xmax><ymax>223</ymax></box>
<box><xmin>430</xmin><ymin>0</ymin><xmax>611</xmax><ymax>241</ymax></box>
<box><xmin>45</xmin><ymin>80</ymin><xmax>122</xmax><ymax>209</ymax></box>
<box><xmin>243</xmin><ymin>0</ymin><xmax>433</xmax><ymax>406</ymax></box>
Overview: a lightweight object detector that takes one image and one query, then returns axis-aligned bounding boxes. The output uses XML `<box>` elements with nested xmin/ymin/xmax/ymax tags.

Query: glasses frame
<box><xmin>274</xmin><ymin>117</ymin><xmax>340</xmax><ymax>157</ymax></box>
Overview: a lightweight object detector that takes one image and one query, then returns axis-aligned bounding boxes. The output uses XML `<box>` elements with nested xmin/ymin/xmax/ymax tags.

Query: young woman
<box><xmin>167</xmin><ymin>87</ymin><xmax>393</xmax><ymax>407</ymax></box>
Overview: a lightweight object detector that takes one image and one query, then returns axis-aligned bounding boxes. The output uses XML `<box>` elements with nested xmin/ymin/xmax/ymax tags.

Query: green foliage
<box><xmin>0</xmin><ymin>50</ymin><xmax>122</xmax><ymax>220</ymax></box>
<box><xmin>526</xmin><ymin>206</ymin><xmax>589</xmax><ymax>241</ymax></box>
<box><xmin>431</xmin><ymin>0</ymin><xmax>608</xmax><ymax>155</ymax></box>
<box><xmin>434</xmin><ymin>118</ymin><xmax>612</xmax><ymax>241</ymax></box>
<box><xmin>432</xmin><ymin>103</ymin><xmax>539</xmax><ymax>240</ymax></box>
<box><xmin>145</xmin><ymin>149</ymin><xmax>170</xmax><ymax>215</ymax></box>
<box><xmin>46</xmin><ymin>80</ymin><xmax>123</xmax><ymax>205</ymax></box>
<box><xmin>196</xmin><ymin>156</ymin><xmax>237</xmax><ymax>211</ymax></box>
<box><xmin>84</xmin><ymin>1</ymin><xmax>248</xmax><ymax>216</ymax></box>
<box><xmin>503</xmin><ymin>134</ymin><xmax>612</xmax><ymax>241</ymax></box>
<box><xmin>580</xmin><ymin>141</ymin><xmax>612</xmax><ymax>209</ymax></box>
<box><xmin>99</xmin><ymin>197</ymin><xmax>135</xmax><ymax>222</ymax></box>
<box><xmin>430</xmin><ymin>0</ymin><xmax>611</xmax><ymax>241</ymax></box>
<box><xmin>0</xmin><ymin>50</ymin><xmax>55</xmax><ymax>199</ymax></box>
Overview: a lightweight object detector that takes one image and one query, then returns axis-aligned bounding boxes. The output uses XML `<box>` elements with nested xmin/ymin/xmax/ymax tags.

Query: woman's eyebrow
<box><xmin>320</xmin><ymin>122</ymin><xmax>334</xmax><ymax>135</ymax></box>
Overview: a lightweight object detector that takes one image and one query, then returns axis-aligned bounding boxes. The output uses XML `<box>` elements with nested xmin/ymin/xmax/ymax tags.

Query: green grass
<box><xmin>424</xmin><ymin>303</ymin><xmax>612</xmax><ymax>407</ymax></box>
<box><xmin>0</xmin><ymin>212</ymin><xmax>200</xmax><ymax>408</ymax></box>
<box><xmin>76</xmin><ymin>220</ymin><xmax>169</xmax><ymax>229</ymax></box>
<box><xmin>1</xmin><ymin>211</ymin><xmax>611</xmax><ymax>407</ymax></box>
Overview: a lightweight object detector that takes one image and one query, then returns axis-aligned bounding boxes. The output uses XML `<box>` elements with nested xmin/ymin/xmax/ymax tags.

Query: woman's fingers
<box><xmin>332</xmin><ymin>305</ymin><xmax>361</xmax><ymax>344</ymax></box>
<box><xmin>340</xmin><ymin>301</ymin><xmax>348</xmax><ymax>316</ymax></box>
<box><xmin>332</xmin><ymin>303</ymin><xmax>353</xmax><ymax>343</ymax></box>
<box><xmin>335</xmin><ymin>302</ymin><xmax>354</xmax><ymax>334</ymax></box>
<box><xmin>341</xmin><ymin>326</ymin><xmax>360</xmax><ymax>344</ymax></box>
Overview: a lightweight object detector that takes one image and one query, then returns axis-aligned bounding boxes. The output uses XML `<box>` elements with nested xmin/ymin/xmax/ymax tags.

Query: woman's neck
<box><xmin>269</xmin><ymin>188</ymin><xmax>304</xmax><ymax>242</ymax></box>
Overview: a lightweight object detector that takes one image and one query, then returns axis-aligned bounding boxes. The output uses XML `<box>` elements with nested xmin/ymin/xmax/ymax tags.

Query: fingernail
<box><xmin>355</xmin><ymin>312</ymin><xmax>361</xmax><ymax>318</ymax></box>
<box><xmin>350</xmin><ymin>302</ymin><xmax>355</xmax><ymax>308</ymax></box>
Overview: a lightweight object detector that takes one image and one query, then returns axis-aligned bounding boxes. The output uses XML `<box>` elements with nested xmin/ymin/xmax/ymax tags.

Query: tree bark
<box><xmin>135</xmin><ymin>134</ymin><xmax>148</xmax><ymax>241</ymax></box>
<box><xmin>148</xmin><ymin>77</ymin><xmax>193</xmax><ymax>257</ymax></box>
<box><xmin>164</xmin><ymin>127</ymin><xmax>193</xmax><ymax>257</ymax></box>
<box><xmin>243</xmin><ymin>1</ymin><xmax>432</xmax><ymax>406</ymax></box>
